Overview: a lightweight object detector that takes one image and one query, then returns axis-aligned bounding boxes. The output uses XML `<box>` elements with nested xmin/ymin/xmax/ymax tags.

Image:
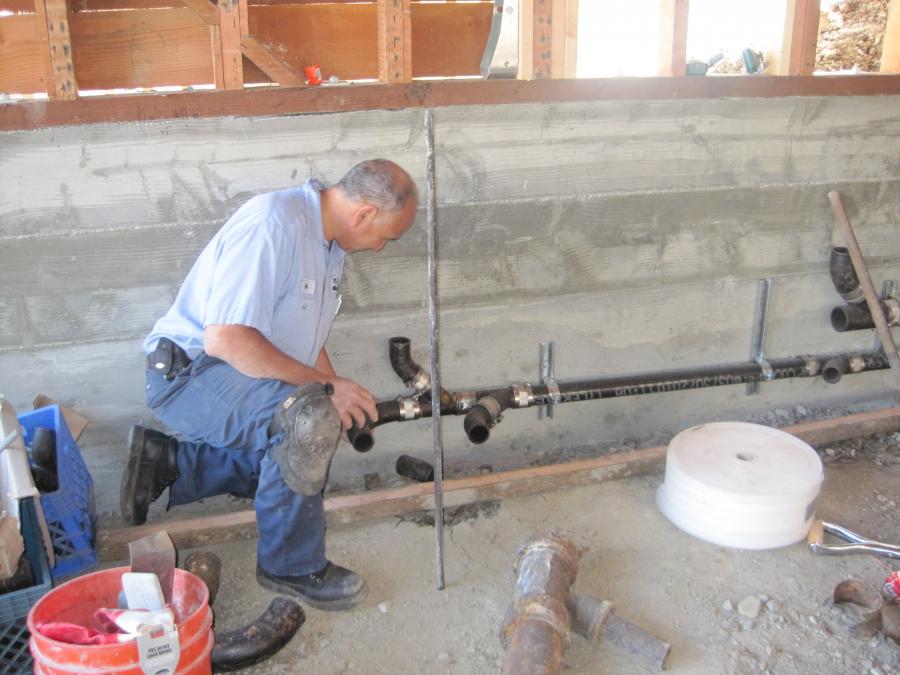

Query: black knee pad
<box><xmin>269</xmin><ymin>383</ymin><xmax>341</xmax><ymax>496</ymax></box>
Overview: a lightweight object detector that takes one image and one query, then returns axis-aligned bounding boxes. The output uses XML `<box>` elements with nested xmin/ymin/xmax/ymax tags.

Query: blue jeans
<box><xmin>145</xmin><ymin>353</ymin><xmax>327</xmax><ymax>576</ymax></box>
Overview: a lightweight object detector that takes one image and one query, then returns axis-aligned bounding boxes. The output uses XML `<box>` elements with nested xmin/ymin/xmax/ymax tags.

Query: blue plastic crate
<box><xmin>0</xmin><ymin>497</ymin><xmax>53</xmax><ymax>674</ymax></box>
<box><xmin>18</xmin><ymin>405</ymin><xmax>98</xmax><ymax>579</ymax></box>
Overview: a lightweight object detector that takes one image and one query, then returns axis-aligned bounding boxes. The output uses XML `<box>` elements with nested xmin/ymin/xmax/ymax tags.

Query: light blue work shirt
<box><xmin>143</xmin><ymin>179</ymin><xmax>345</xmax><ymax>368</ymax></box>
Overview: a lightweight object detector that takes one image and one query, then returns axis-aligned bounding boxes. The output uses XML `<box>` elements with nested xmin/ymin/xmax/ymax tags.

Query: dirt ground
<box><xmin>190</xmin><ymin>429</ymin><xmax>900</xmax><ymax>675</ymax></box>
<box><xmin>817</xmin><ymin>0</ymin><xmax>889</xmax><ymax>72</ymax></box>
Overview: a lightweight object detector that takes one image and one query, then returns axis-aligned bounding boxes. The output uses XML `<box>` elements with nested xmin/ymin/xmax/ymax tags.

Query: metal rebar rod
<box><xmin>828</xmin><ymin>190</ymin><xmax>900</xmax><ymax>387</ymax></box>
<box><xmin>424</xmin><ymin>108</ymin><xmax>445</xmax><ymax>590</ymax></box>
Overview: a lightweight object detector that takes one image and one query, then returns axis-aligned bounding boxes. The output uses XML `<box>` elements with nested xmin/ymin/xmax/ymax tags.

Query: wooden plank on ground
<box><xmin>882</xmin><ymin>0</ymin><xmax>900</xmax><ymax>73</ymax></box>
<box><xmin>33</xmin><ymin>0</ymin><xmax>78</xmax><ymax>100</ymax></box>
<box><xmin>97</xmin><ymin>406</ymin><xmax>900</xmax><ymax>561</ymax></box>
<box><xmin>658</xmin><ymin>0</ymin><xmax>689</xmax><ymax>77</ymax></box>
<box><xmin>377</xmin><ymin>0</ymin><xmax>411</xmax><ymax>82</ymax></box>
<box><xmin>781</xmin><ymin>0</ymin><xmax>820</xmax><ymax>76</ymax></box>
<box><xmin>4</xmin><ymin>76</ymin><xmax>900</xmax><ymax>130</ymax></box>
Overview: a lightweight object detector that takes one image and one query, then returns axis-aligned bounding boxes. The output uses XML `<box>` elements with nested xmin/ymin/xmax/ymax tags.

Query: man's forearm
<box><xmin>205</xmin><ymin>324</ymin><xmax>330</xmax><ymax>386</ymax></box>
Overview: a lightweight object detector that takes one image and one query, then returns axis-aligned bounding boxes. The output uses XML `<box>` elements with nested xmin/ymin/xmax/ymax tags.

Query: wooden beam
<box><xmin>238</xmin><ymin>0</ymin><xmax>249</xmax><ymax>36</ymax></box>
<box><xmin>240</xmin><ymin>35</ymin><xmax>304</xmax><ymax>85</ymax></box>
<box><xmin>882</xmin><ymin>0</ymin><xmax>900</xmax><ymax>73</ymax></box>
<box><xmin>532</xmin><ymin>0</ymin><xmax>553</xmax><ymax>79</ymax></box>
<box><xmin>377</xmin><ymin>0</ymin><xmax>412</xmax><ymax>82</ymax></box>
<box><xmin>179</xmin><ymin>0</ymin><xmax>219</xmax><ymax>25</ymax></box>
<box><xmin>550</xmin><ymin>0</ymin><xmax>566</xmax><ymax>78</ymax></box>
<box><xmin>218</xmin><ymin>0</ymin><xmax>243</xmax><ymax>89</ymax></box>
<box><xmin>563</xmin><ymin>0</ymin><xmax>578</xmax><ymax>78</ymax></box>
<box><xmin>32</xmin><ymin>0</ymin><xmax>78</xmax><ymax>100</ymax></box>
<box><xmin>4</xmin><ymin>75</ymin><xmax>900</xmax><ymax>131</ymax></box>
<box><xmin>97</xmin><ymin>405</ymin><xmax>900</xmax><ymax>561</ymax></box>
<box><xmin>519</xmin><ymin>0</ymin><xmax>533</xmax><ymax>79</ymax></box>
<box><xmin>781</xmin><ymin>0</ymin><xmax>820</xmax><ymax>76</ymax></box>
<box><xmin>658</xmin><ymin>0</ymin><xmax>689</xmax><ymax>77</ymax></box>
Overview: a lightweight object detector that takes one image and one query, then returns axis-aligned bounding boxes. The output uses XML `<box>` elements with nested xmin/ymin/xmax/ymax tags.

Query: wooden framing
<box><xmin>32</xmin><ymin>0</ymin><xmax>78</xmax><ymax>100</ymax></box>
<box><xmin>781</xmin><ymin>0</ymin><xmax>820</xmax><ymax>76</ymax></box>
<box><xmin>883</xmin><ymin>0</ymin><xmax>900</xmax><ymax>73</ymax></box>
<box><xmin>97</xmin><ymin>405</ymin><xmax>900</xmax><ymax>561</ymax></box>
<box><xmin>377</xmin><ymin>0</ymin><xmax>412</xmax><ymax>82</ymax></box>
<box><xmin>4</xmin><ymin>74</ymin><xmax>899</xmax><ymax>132</ymax></box>
<box><xmin>532</xmin><ymin>0</ymin><xmax>553</xmax><ymax>79</ymax></box>
<box><xmin>658</xmin><ymin>0</ymin><xmax>689</xmax><ymax>77</ymax></box>
<box><xmin>179</xmin><ymin>0</ymin><xmax>219</xmax><ymax>25</ymax></box>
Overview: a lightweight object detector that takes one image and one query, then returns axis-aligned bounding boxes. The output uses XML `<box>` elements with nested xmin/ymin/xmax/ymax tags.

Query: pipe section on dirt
<box><xmin>499</xmin><ymin>532</ymin><xmax>579</xmax><ymax>675</ymax></box>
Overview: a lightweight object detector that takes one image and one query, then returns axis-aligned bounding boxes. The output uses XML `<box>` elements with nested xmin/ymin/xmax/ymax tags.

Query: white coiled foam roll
<box><xmin>656</xmin><ymin>422</ymin><xmax>823</xmax><ymax>550</ymax></box>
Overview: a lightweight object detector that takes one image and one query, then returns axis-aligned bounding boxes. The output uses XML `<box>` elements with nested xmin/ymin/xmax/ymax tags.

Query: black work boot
<box><xmin>120</xmin><ymin>425</ymin><xmax>180</xmax><ymax>526</ymax></box>
<box><xmin>255</xmin><ymin>561</ymin><xmax>367</xmax><ymax>611</ymax></box>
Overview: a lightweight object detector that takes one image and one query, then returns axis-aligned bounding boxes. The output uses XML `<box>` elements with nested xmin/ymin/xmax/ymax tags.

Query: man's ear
<box><xmin>351</xmin><ymin>203</ymin><xmax>378</xmax><ymax>229</ymax></box>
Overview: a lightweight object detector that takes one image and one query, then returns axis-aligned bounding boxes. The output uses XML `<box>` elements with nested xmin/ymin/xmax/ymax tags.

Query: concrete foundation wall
<box><xmin>2</xmin><ymin>96</ymin><xmax>899</xmax><ymax>515</ymax></box>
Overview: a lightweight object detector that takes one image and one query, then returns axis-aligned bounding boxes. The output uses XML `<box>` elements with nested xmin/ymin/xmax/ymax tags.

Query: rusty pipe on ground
<box><xmin>567</xmin><ymin>594</ymin><xmax>671</xmax><ymax>671</ymax></box>
<box><xmin>499</xmin><ymin>532</ymin><xmax>579</xmax><ymax>675</ymax></box>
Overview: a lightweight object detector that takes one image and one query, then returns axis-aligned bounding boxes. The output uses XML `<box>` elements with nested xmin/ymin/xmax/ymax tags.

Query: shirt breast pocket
<box><xmin>271</xmin><ymin>289</ymin><xmax>318</xmax><ymax>365</ymax></box>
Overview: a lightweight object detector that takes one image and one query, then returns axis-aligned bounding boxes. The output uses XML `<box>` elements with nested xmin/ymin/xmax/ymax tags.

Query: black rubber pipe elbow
<box><xmin>346</xmin><ymin>401</ymin><xmax>402</xmax><ymax>453</ymax></box>
<box><xmin>463</xmin><ymin>393</ymin><xmax>510</xmax><ymax>444</ymax></box>
<box><xmin>464</xmin><ymin>404</ymin><xmax>494</xmax><ymax>444</ymax></box>
<box><xmin>347</xmin><ymin>422</ymin><xmax>375</xmax><ymax>453</ymax></box>
<box><xmin>389</xmin><ymin>337</ymin><xmax>421</xmax><ymax>384</ymax></box>
<box><xmin>831</xmin><ymin>303</ymin><xmax>878</xmax><ymax>332</ymax></box>
<box><xmin>822</xmin><ymin>356</ymin><xmax>849</xmax><ymax>384</ymax></box>
<box><xmin>829</xmin><ymin>247</ymin><xmax>864</xmax><ymax>304</ymax></box>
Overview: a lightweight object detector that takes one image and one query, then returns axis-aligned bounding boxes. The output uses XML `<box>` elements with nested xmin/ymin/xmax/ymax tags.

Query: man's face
<box><xmin>352</xmin><ymin>199</ymin><xmax>417</xmax><ymax>253</ymax></box>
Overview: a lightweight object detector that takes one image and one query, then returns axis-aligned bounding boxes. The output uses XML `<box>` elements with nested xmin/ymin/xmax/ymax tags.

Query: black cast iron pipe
<box><xmin>822</xmin><ymin>356</ymin><xmax>849</xmax><ymax>384</ymax></box>
<box><xmin>464</xmin><ymin>390</ymin><xmax>513</xmax><ymax>445</ymax></box>
<box><xmin>832</xmin><ymin>303</ymin><xmax>879</xmax><ymax>332</ymax></box>
<box><xmin>345</xmin><ymin>344</ymin><xmax>890</xmax><ymax>452</ymax></box>
<box><xmin>830</xmin><ymin>246</ymin><xmax>865</xmax><ymax>304</ymax></box>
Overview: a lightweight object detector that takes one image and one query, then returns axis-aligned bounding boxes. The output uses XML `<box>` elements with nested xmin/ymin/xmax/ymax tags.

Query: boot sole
<box><xmin>255</xmin><ymin>568</ymin><xmax>368</xmax><ymax>611</ymax></box>
<box><xmin>120</xmin><ymin>426</ymin><xmax>146</xmax><ymax>526</ymax></box>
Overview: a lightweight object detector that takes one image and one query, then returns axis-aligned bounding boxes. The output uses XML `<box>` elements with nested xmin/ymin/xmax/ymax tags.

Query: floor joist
<box><xmin>98</xmin><ymin>405</ymin><xmax>900</xmax><ymax>562</ymax></box>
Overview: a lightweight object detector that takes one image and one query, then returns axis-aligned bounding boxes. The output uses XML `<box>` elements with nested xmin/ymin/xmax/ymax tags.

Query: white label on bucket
<box><xmin>137</xmin><ymin>624</ymin><xmax>180</xmax><ymax>675</ymax></box>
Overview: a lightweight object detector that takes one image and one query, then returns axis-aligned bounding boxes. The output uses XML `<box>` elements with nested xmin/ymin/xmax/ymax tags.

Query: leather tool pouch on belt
<box><xmin>147</xmin><ymin>338</ymin><xmax>192</xmax><ymax>381</ymax></box>
<box><xmin>269</xmin><ymin>383</ymin><xmax>341</xmax><ymax>496</ymax></box>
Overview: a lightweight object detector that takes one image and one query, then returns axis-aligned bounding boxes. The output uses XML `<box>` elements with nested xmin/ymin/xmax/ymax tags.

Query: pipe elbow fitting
<box><xmin>822</xmin><ymin>356</ymin><xmax>849</xmax><ymax>384</ymax></box>
<box><xmin>829</xmin><ymin>247</ymin><xmax>865</xmax><ymax>304</ymax></box>
<box><xmin>346</xmin><ymin>423</ymin><xmax>374</xmax><ymax>453</ymax></box>
<box><xmin>830</xmin><ymin>303</ymin><xmax>875</xmax><ymax>332</ymax></box>
<box><xmin>464</xmin><ymin>395</ymin><xmax>504</xmax><ymax>444</ymax></box>
<box><xmin>389</xmin><ymin>336</ymin><xmax>432</xmax><ymax>392</ymax></box>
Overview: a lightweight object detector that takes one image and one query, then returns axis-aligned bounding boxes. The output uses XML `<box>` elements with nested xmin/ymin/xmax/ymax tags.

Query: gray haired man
<box><xmin>121</xmin><ymin>160</ymin><xmax>418</xmax><ymax>609</ymax></box>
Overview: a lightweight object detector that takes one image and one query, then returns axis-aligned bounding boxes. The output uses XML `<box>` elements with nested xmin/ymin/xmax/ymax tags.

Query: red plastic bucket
<box><xmin>28</xmin><ymin>566</ymin><xmax>212</xmax><ymax>674</ymax></box>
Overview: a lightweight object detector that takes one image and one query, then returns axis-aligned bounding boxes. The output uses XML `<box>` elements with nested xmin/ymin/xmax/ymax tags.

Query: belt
<box><xmin>147</xmin><ymin>338</ymin><xmax>192</xmax><ymax>381</ymax></box>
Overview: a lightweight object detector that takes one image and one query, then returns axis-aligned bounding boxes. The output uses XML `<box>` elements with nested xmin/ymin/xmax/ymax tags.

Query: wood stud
<box><xmin>782</xmin><ymin>0</ymin><xmax>820</xmax><ymax>75</ymax></box>
<box><xmin>882</xmin><ymin>0</ymin><xmax>900</xmax><ymax>73</ymax></box>
<box><xmin>32</xmin><ymin>0</ymin><xmax>78</xmax><ymax>100</ymax></box>
<box><xmin>377</xmin><ymin>0</ymin><xmax>412</xmax><ymax>82</ymax></box>
<box><xmin>658</xmin><ymin>0</ymin><xmax>689</xmax><ymax>77</ymax></box>
<box><xmin>532</xmin><ymin>0</ymin><xmax>553</xmax><ymax>79</ymax></box>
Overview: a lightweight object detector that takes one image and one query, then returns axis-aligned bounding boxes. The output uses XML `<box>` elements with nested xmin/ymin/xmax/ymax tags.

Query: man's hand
<box><xmin>325</xmin><ymin>376</ymin><xmax>379</xmax><ymax>431</ymax></box>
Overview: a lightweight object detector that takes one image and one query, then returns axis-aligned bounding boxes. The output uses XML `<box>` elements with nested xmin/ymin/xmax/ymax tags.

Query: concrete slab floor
<box><xmin>199</xmin><ymin>445</ymin><xmax>900</xmax><ymax>674</ymax></box>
